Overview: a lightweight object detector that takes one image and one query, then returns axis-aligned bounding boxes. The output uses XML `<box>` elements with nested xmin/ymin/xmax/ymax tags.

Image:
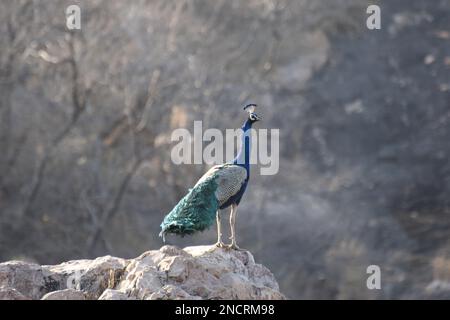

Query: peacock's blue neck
<box><xmin>232</xmin><ymin>118</ymin><xmax>253</xmax><ymax>175</ymax></box>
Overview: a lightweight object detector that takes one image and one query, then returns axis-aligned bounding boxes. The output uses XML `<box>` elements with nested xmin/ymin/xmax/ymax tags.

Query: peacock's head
<box><xmin>243</xmin><ymin>103</ymin><xmax>261</xmax><ymax>123</ymax></box>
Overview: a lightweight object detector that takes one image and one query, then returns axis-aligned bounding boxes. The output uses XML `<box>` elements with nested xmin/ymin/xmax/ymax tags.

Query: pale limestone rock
<box><xmin>147</xmin><ymin>285</ymin><xmax>201</xmax><ymax>300</ymax></box>
<box><xmin>41</xmin><ymin>289</ymin><xmax>86</xmax><ymax>300</ymax></box>
<box><xmin>42</xmin><ymin>255</ymin><xmax>128</xmax><ymax>299</ymax></box>
<box><xmin>0</xmin><ymin>261</ymin><xmax>50</xmax><ymax>300</ymax></box>
<box><xmin>98</xmin><ymin>289</ymin><xmax>131</xmax><ymax>300</ymax></box>
<box><xmin>0</xmin><ymin>286</ymin><xmax>30</xmax><ymax>300</ymax></box>
<box><xmin>0</xmin><ymin>245</ymin><xmax>285</xmax><ymax>300</ymax></box>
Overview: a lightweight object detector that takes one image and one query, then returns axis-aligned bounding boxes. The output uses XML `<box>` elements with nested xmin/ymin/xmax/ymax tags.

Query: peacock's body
<box><xmin>160</xmin><ymin>104</ymin><xmax>261</xmax><ymax>249</ymax></box>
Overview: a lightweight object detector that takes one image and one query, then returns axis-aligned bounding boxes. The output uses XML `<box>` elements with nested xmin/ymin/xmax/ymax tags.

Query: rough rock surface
<box><xmin>0</xmin><ymin>286</ymin><xmax>30</xmax><ymax>300</ymax></box>
<box><xmin>41</xmin><ymin>289</ymin><xmax>86</xmax><ymax>300</ymax></box>
<box><xmin>0</xmin><ymin>246</ymin><xmax>285</xmax><ymax>300</ymax></box>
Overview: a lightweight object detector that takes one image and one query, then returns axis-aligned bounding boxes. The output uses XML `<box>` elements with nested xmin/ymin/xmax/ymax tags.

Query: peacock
<box><xmin>159</xmin><ymin>104</ymin><xmax>261</xmax><ymax>250</ymax></box>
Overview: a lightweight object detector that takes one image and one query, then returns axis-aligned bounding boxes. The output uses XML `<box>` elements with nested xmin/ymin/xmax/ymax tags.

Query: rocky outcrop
<box><xmin>41</xmin><ymin>289</ymin><xmax>87</xmax><ymax>300</ymax></box>
<box><xmin>0</xmin><ymin>246</ymin><xmax>285</xmax><ymax>300</ymax></box>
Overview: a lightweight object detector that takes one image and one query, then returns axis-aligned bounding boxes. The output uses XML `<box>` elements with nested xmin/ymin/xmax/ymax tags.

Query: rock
<box><xmin>41</xmin><ymin>289</ymin><xmax>86</xmax><ymax>300</ymax></box>
<box><xmin>148</xmin><ymin>285</ymin><xmax>201</xmax><ymax>300</ymax></box>
<box><xmin>42</xmin><ymin>255</ymin><xmax>128</xmax><ymax>300</ymax></box>
<box><xmin>0</xmin><ymin>246</ymin><xmax>285</xmax><ymax>300</ymax></box>
<box><xmin>0</xmin><ymin>286</ymin><xmax>30</xmax><ymax>300</ymax></box>
<box><xmin>98</xmin><ymin>289</ymin><xmax>131</xmax><ymax>300</ymax></box>
<box><xmin>0</xmin><ymin>261</ymin><xmax>50</xmax><ymax>300</ymax></box>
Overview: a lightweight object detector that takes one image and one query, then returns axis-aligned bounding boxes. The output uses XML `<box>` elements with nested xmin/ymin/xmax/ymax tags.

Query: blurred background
<box><xmin>1</xmin><ymin>0</ymin><xmax>450</xmax><ymax>299</ymax></box>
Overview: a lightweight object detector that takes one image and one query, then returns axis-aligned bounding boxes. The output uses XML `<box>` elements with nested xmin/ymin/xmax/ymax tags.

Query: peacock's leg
<box><xmin>228</xmin><ymin>204</ymin><xmax>244</xmax><ymax>250</ymax></box>
<box><xmin>214</xmin><ymin>211</ymin><xmax>226</xmax><ymax>248</ymax></box>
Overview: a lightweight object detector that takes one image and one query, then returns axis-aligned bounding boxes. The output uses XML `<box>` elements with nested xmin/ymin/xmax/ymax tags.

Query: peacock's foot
<box><xmin>227</xmin><ymin>243</ymin><xmax>246</xmax><ymax>251</ymax></box>
<box><xmin>214</xmin><ymin>241</ymin><xmax>227</xmax><ymax>248</ymax></box>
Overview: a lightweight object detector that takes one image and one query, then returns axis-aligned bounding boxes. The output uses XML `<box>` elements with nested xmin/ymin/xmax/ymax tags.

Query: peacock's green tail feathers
<box><xmin>160</xmin><ymin>175</ymin><xmax>219</xmax><ymax>240</ymax></box>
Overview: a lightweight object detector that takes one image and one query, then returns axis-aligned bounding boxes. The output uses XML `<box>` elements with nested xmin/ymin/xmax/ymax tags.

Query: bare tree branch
<box><xmin>87</xmin><ymin>159</ymin><xmax>142</xmax><ymax>254</ymax></box>
<box><xmin>22</xmin><ymin>33</ymin><xmax>87</xmax><ymax>219</ymax></box>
